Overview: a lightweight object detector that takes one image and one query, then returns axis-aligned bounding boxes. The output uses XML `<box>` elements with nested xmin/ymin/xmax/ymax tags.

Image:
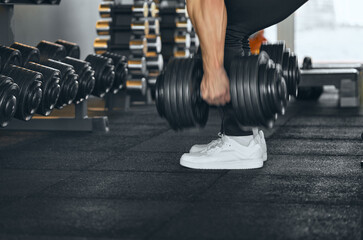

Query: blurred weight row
<box><xmin>0</xmin><ymin>39</ymin><xmax>148</xmax><ymax>127</ymax></box>
<box><xmin>94</xmin><ymin>0</ymin><xmax>199</xmax><ymax>100</ymax></box>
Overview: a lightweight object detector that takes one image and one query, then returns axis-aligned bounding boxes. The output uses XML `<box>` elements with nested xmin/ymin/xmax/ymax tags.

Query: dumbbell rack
<box><xmin>0</xmin><ymin>1</ymin><xmax>109</xmax><ymax>132</ymax></box>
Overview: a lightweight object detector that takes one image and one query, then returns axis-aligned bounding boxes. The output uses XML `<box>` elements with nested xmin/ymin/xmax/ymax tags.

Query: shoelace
<box><xmin>206</xmin><ymin>132</ymin><xmax>223</xmax><ymax>148</ymax></box>
<box><xmin>201</xmin><ymin>134</ymin><xmax>230</xmax><ymax>154</ymax></box>
<box><xmin>200</xmin><ymin>132</ymin><xmax>223</xmax><ymax>151</ymax></box>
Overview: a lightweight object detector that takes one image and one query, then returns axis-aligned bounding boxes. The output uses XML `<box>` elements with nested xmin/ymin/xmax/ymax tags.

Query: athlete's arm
<box><xmin>186</xmin><ymin>0</ymin><xmax>230</xmax><ymax>105</ymax></box>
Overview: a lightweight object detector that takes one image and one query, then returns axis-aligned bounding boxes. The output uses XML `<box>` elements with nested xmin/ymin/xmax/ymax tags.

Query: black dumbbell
<box><xmin>145</xmin><ymin>34</ymin><xmax>162</xmax><ymax>53</ymax></box>
<box><xmin>155</xmin><ymin>52</ymin><xmax>288</xmax><ymax>130</ymax></box>
<box><xmin>106</xmin><ymin>2</ymin><xmax>149</xmax><ymax>19</ymax></box>
<box><xmin>10</xmin><ymin>42</ymin><xmax>40</xmax><ymax>66</ymax></box>
<box><xmin>145</xmin><ymin>19</ymin><xmax>160</xmax><ymax>35</ymax></box>
<box><xmin>55</xmin><ymin>39</ymin><xmax>81</xmax><ymax>59</ymax></box>
<box><xmin>175</xmin><ymin>18</ymin><xmax>193</xmax><ymax>32</ymax></box>
<box><xmin>99</xmin><ymin>1</ymin><xmax>112</xmax><ymax>18</ymax></box>
<box><xmin>42</xmin><ymin>59</ymin><xmax>79</xmax><ymax>108</ymax></box>
<box><xmin>96</xmin><ymin>19</ymin><xmax>112</xmax><ymax>36</ymax></box>
<box><xmin>61</xmin><ymin>57</ymin><xmax>95</xmax><ymax>104</ymax></box>
<box><xmin>126</xmin><ymin>74</ymin><xmax>147</xmax><ymax>96</ymax></box>
<box><xmin>147</xmin><ymin>70</ymin><xmax>160</xmax><ymax>100</ymax></box>
<box><xmin>127</xmin><ymin>57</ymin><xmax>147</xmax><ymax>75</ymax></box>
<box><xmin>53</xmin><ymin>40</ymin><xmax>98</xmax><ymax>102</ymax></box>
<box><xmin>129</xmin><ymin>36</ymin><xmax>147</xmax><ymax>56</ymax></box>
<box><xmin>173</xmin><ymin>47</ymin><xmax>191</xmax><ymax>59</ymax></box>
<box><xmin>36</xmin><ymin>41</ymin><xmax>79</xmax><ymax>108</ymax></box>
<box><xmin>9</xmin><ymin>42</ymin><xmax>63</xmax><ymax>115</ymax></box>
<box><xmin>145</xmin><ymin>52</ymin><xmax>163</xmax><ymax>71</ymax></box>
<box><xmin>129</xmin><ymin>35</ymin><xmax>162</xmax><ymax>56</ymax></box>
<box><xmin>25</xmin><ymin>62</ymin><xmax>61</xmax><ymax>115</ymax></box>
<box><xmin>3</xmin><ymin>65</ymin><xmax>43</xmax><ymax>121</ymax></box>
<box><xmin>174</xmin><ymin>31</ymin><xmax>191</xmax><ymax>48</ymax></box>
<box><xmin>93</xmin><ymin>34</ymin><xmax>146</xmax><ymax>56</ymax></box>
<box><xmin>37</xmin><ymin>40</ymin><xmax>67</xmax><ymax>63</ymax></box>
<box><xmin>97</xmin><ymin>18</ymin><xmax>149</xmax><ymax>37</ymax></box>
<box><xmin>0</xmin><ymin>45</ymin><xmax>22</xmax><ymax>72</ymax></box>
<box><xmin>296</xmin><ymin>57</ymin><xmax>323</xmax><ymax>101</ymax></box>
<box><xmin>0</xmin><ymin>74</ymin><xmax>20</xmax><ymax>127</ymax></box>
<box><xmin>131</xmin><ymin>19</ymin><xmax>151</xmax><ymax>35</ymax></box>
<box><xmin>154</xmin><ymin>4</ymin><xmax>187</xmax><ymax>25</ymax></box>
<box><xmin>102</xmin><ymin>52</ymin><xmax>128</xmax><ymax>94</ymax></box>
<box><xmin>85</xmin><ymin>54</ymin><xmax>115</xmax><ymax>98</ymax></box>
<box><xmin>260</xmin><ymin>42</ymin><xmax>300</xmax><ymax>97</ymax></box>
<box><xmin>93</xmin><ymin>38</ymin><xmax>109</xmax><ymax>55</ymax></box>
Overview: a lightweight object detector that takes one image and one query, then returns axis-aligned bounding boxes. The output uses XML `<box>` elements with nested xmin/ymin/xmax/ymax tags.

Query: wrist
<box><xmin>203</xmin><ymin>65</ymin><xmax>225</xmax><ymax>76</ymax></box>
<box><xmin>202</xmin><ymin>50</ymin><xmax>224</xmax><ymax>74</ymax></box>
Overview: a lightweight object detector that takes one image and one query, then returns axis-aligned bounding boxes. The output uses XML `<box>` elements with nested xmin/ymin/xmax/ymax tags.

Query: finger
<box><xmin>225</xmin><ymin>93</ymin><xmax>231</xmax><ymax>103</ymax></box>
<box><xmin>212</xmin><ymin>97</ymin><xmax>225</xmax><ymax>106</ymax></box>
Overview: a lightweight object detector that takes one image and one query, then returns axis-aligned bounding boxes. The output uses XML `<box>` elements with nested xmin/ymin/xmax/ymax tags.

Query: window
<box><xmin>295</xmin><ymin>0</ymin><xmax>363</xmax><ymax>62</ymax></box>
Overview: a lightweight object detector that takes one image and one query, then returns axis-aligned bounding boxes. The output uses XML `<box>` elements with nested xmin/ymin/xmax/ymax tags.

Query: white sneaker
<box><xmin>189</xmin><ymin>133</ymin><xmax>224</xmax><ymax>153</ymax></box>
<box><xmin>180</xmin><ymin>135</ymin><xmax>264</xmax><ymax>170</ymax></box>
<box><xmin>190</xmin><ymin>131</ymin><xmax>267</xmax><ymax>161</ymax></box>
<box><xmin>253</xmin><ymin>129</ymin><xmax>267</xmax><ymax>161</ymax></box>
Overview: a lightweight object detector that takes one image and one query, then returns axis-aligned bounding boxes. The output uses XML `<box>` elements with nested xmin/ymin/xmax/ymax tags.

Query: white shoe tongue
<box><xmin>227</xmin><ymin>135</ymin><xmax>254</xmax><ymax>146</ymax></box>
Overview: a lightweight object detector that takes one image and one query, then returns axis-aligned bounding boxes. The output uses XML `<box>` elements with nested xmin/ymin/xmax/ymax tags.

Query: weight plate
<box><xmin>181</xmin><ymin>58</ymin><xmax>193</xmax><ymax>127</ymax></box>
<box><xmin>266</xmin><ymin>64</ymin><xmax>279</xmax><ymax>115</ymax></box>
<box><xmin>258</xmin><ymin>52</ymin><xmax>275</xmax><ymax>120</ymax></box>
<box><xmin>266</xmin><ymin>60</ymin><xmax>278</xmax><ymax>114</ymax></box>
<box><xmin>275</xmin><ymin>42</ymin><xmax>285</xmax><ymax>65</ymax></box>
<box><xmin>243</xmin><ymin>56</ymin><xmax>256</xmax><ymax>125</ymax></box>
<box><xmin>162</xmin><ymin>58</ymin><xmax>175</xmax><ymax>129</ymax></box>
<box><xmin>282</xmin><ymin>50</ymin><xmax>290</xmax><ymax>92</ymax></box>
<box><xmin>248</xmin><ymin>55</ymin><xmax>260</xmax><ymax>125</ymax></box>
<box><xmin>229</xmin><ymin>57</ymin><xmax>242</xmax><ymax>123</ymax></box>
<box><xmin>184</xmin><ymin>58</ymin><xmax>197</xmax><ymax>127</ymax></box>
<box><xmin>155</xmin><ymin>72</ymin><xmax>164</xmax><ymax>117</ymax></box>
<box><xmin>273</xmin><ymin>64</ymin><xmax>286</xmax><ymax>115</ymax></box>
<box><xmin>235</xmin><ymin>57</ymin><xmax>248</xmax><ymax>125</ymax></box>
<box><xmin>252</xmin><ymin>52</ymin><xmax>272</xmax><ymax>127</ymax></box>
<box><xmin>169</xmin><ymin>58</ymin><xmax>181</xmax><ymax>129</ymax></box>
<box><xmin>175</xmin><ymin>59</ymin><xmax>186</xmax><ymax>128</ymax></box>
<box><xmin>191</xmin><ymin>58</ymin><xmax>208</xmax><ymax>127</ymax></box>
<box><xmin>280</xmin><ymin>77</ymin><xmax>288</xmax><ymax>110</ymax></box>
<box><xmin>289</xmin><ymin>53</ymin><xmax>300</xmax><ymax>88</ymax></box>
<box><xmin>258</xmin><ymin>59</ymin><xmax>273</xmax><ymax>121</ymax></box>
<box><xmin>179</xmin><ymin>58</ymin><xmax>192</xmax><ymax>128</ymax></box>
<box><xmin>251</xmin><ymin>55</ymin><xmax>267</xmax><ymax>126</ymax></box>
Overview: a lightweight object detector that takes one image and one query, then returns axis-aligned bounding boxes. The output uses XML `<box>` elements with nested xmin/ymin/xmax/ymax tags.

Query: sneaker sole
<box><xmin>190</xmin><ymin>151</ymin><xmax>267</xmax><ymax>161</ymax></box>
<box><xmin>180</xmin><ymin>158</ymin><xmax>264</xmax><ymax>170</ymax></box>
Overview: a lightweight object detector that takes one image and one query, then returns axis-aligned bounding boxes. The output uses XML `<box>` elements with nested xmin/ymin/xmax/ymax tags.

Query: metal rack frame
<box><xmin>0</xmin><ymin>0</ymin><xmax>61</xmax><ymax>5</ymax></box>
<box><xmin>300</xmin><ymin>68</ymin><xmax>361</xmax><ymax>107</ymax></box>
<box><xmin>3</xmin><ymin>101</ymin><xmax>109</xmax><ymax>132</ymax></box>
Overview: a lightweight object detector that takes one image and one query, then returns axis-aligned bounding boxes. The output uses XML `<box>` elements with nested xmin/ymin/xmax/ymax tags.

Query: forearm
<box><xmin>186</xmin><ymin>0</ymin><xmax>227</xmax><ymax>74</ymax></box>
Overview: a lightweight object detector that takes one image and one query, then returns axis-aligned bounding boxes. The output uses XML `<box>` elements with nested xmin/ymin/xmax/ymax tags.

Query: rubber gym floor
<box><xmin>0</xmin><ymin>88</ymin><xmax>362</xmax><ymax>240</ymax></box>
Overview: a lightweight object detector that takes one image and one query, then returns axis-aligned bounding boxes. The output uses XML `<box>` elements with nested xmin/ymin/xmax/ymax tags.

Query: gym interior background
<box><xmin>0</xmin><ymin>0</ymin><xmax>362</xmax><ymax>239</ymax></box>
